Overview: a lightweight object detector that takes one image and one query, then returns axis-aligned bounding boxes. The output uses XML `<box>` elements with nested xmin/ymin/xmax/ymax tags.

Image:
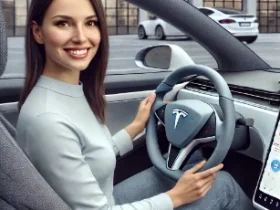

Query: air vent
<box><xmin>186</xmin><ymin>79</ymin><xmax>280</xmax><ymax>107</ymax></box>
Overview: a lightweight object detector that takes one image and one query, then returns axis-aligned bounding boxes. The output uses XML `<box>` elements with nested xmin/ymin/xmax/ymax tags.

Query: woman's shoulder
<box><xmin>16</xmin><ymin>108</ymin><xmax>78</xmax><ymax>145</ymax></box>
<box><xmin>17</xmin><ymin>89</ymin><xmax>74</xmax><ymax>133</ymax></box>
<box><xmin>19</xmin><ymin>86</ymin><xmax>66</xmax><ymax>120</ymax></box>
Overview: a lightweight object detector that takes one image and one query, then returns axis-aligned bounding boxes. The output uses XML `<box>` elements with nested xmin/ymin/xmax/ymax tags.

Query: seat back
<box><xmin>0</xmin><ymin>2</ymin><xmax>71</xmax><ymax>210</ymax></box>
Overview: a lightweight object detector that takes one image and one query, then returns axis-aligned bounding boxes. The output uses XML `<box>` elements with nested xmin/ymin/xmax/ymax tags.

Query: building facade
<box><xmin>0</xmin><ymin>0</ymin><xmax>279</xmax><ymax>37</ymax></box>
<box><xmin>102</xmin><ymin>0</ymin><xmax>139</xmax><ymax>35</ymax></box>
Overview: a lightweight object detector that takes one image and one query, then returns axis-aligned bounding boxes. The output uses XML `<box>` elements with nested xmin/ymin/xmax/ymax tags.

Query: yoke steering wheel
<box><xmin>146</xmin><ymin>65</ymin><xmax>235</xmax><ymax>181</ymax></box>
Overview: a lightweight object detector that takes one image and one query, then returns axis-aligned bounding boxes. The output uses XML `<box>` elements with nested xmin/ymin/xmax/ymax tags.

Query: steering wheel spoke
<box><xmin>167</xmin><ymin>136</ymin><xmax>216</xmax><ymax>170</ymax></box>
<box><xmin>154</xmin><ymin>103</ymin><xmax>167</xmax><ymax>126</ymax></box>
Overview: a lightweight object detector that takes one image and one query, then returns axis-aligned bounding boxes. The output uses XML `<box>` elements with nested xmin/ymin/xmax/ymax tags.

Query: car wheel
<box><xmin>155</xmin><ymin>26</ymin><xmax>166</xmax><ymax>40</ymax></box>
<box><xmin>138</xmin><ymin>26</ymin><xmax>147</xmax><ymax>40</ymax></box>
<box><xmin>246</xmin><ymin>36</ymin><xmax>258</xmax><ymax>44</ymax></box>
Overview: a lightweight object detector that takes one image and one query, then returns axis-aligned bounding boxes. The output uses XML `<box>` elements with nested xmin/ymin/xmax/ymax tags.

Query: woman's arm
<box><xmin>125</xmin><ymin>121</ymin><xmax>144</xmax><ymax>140</ymax></box>
<box><xmin>109</xmin><ymin>94</ymin><xmax>157</xmax><ymax>156</ymax></box>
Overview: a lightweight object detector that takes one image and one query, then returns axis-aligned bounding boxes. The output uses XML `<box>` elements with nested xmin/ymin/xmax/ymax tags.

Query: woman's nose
<box><xmin>72</xmin><ymin>26</ymin><xmax>87</xmax><ymax>43</ymax></box>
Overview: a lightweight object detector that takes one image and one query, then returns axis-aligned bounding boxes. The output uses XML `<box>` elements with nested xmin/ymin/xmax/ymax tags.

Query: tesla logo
<box><xmin>173</xmin><ymin>109</ymin><xmax>188</xmax><ymax>129</ymax></box>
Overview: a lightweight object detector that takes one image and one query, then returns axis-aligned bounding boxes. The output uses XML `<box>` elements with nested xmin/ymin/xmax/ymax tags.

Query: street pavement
<box><xmin>3</xmin><ymin>33</ymin><xmax>280</xmax><ymax>78</ymax></box>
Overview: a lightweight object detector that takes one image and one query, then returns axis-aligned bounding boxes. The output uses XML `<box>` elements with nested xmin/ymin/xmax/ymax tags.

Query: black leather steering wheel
<box><xmin>146</xmin><ymin>65</ymin><xmax>236</xmax><ymax>181</ymax></box>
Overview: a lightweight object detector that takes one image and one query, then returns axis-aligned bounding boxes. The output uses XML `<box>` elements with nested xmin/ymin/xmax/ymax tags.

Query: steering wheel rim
<box><xmin>146</xmin><ymin>64</ymin><xmax>235</xmax><ymax>181</ymax></box>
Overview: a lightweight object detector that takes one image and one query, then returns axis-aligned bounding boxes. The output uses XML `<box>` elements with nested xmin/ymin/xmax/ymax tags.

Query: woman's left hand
<box><xmin>133</xmin><ymin>93</ymin><xmax>157</xmax><ymax>132</ymax></box>
<box><xmin>126</xmin><ymin>93</ymin><xmax>170</xmax><ymax>140</ymax></box>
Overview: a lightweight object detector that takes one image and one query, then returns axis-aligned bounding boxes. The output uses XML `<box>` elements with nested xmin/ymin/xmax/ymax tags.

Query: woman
<box><xmin>15</xmin><ymin>0</ymin><xmax>256</xmax><ymax>209</ymax></box>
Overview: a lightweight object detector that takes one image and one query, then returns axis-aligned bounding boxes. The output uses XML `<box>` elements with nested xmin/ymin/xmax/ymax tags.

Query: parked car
<box><xmin>198</xmin><ymin>7</ymin><xmax>259</xmax><ymax>44</ymax></box>
<box><xmin>138</xmin><ymin>7</ymin><xmax>259</xmax><ymax>44</ymax></box>
<box><xmin>138</xmin><ymin>14</ymin><xmax>188</xmax><ymax>40</ymax></box>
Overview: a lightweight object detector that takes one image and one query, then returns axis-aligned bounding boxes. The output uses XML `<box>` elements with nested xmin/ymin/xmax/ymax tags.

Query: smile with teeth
<box><xmin>65</xmin><ymin>48</ymin><xmax>90</xmax><ymax>58</ymax></box>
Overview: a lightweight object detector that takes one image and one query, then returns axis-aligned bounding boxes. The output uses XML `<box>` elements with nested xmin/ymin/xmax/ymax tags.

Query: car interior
<box><xmin>0</xmin><ymin>0</ymin><xmax>280</xmax><ymax>209</ymax></box>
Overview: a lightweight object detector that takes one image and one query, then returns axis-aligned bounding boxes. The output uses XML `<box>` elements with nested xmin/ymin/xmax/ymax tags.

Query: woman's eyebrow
<box><xmin>52</xmin><ymin>15</ymin><xmax>97</xmax><ymax>20</ymax></box>
<box><xmin>86</xmin><ymin>15</ymin><xmax>97</xmax><ymax>19</ymax></box>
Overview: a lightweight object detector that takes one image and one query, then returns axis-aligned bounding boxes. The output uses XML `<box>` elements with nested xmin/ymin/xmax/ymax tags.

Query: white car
<box><xmin>138</xmin><ymin>15</ymin><xmax>187</xmax><ymax>40</ymax></box>
<box><xmin>198</xmin><ymin>7</ymin><xmax>259</xmax><ymax>44</ymax></box>
<box><xmin>138</xmin><ymin>7</ymin><xmax>259</xmax><ymax>43</ymax></box>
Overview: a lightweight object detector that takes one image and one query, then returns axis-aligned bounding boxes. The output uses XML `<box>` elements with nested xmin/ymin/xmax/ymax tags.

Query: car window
<box><xmin>214</xmin><ymin>7</ymin><xmax>245</xmax><ymax>15</ymax></box>
<box><xmin>199</xmin><ymin>8</ymin><xmax>214</xmax><ymax>16</ymax></box>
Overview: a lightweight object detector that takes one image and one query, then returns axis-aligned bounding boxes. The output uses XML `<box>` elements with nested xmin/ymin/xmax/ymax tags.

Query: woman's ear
<box><xmin>32</xmin><ymin>21</ymin><xmax>44</xmax><ymax>44</ymax></box>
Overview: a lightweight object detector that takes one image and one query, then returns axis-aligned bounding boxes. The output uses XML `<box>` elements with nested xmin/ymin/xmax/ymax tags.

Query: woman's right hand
<box><xmin>166</xmin><ymin>160</ymin><xmax>224</xmax><ymax>208</ymax></box>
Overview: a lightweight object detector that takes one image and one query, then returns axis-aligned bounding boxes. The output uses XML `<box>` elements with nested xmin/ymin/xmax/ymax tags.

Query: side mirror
<box><xmin>135</xmin><ymin>44</ymin><xmax>195</xmax><ymax>71</ymax></box>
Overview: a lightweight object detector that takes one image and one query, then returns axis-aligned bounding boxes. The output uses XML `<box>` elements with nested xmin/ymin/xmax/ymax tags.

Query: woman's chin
<box><xmin>66</xmin><ymin>62</ymin><xmax>91</xmax><ymax>72</ymax></box>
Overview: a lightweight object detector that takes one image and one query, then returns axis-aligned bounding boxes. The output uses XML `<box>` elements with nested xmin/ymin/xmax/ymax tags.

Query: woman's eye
<box><xmin>56</xmin><ymin>21</ymin><xmax>69</xmax><ymax>27</ymax></box>
<box><xmin>87</xmin><ymin>20</ymin><xmax>98</xmax><ymax>27</ymax></box>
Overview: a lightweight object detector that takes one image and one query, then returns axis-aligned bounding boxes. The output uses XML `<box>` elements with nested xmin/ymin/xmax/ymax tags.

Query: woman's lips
<box><xmin>64</xmin><ymin>48</ymin><xmax>90</xmax><ymax>59</ymax></box>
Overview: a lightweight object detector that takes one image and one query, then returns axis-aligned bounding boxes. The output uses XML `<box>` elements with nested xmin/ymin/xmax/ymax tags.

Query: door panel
<box><xmin>0</xmin><ymin>102</ymin><xmax>19</xmax><ymax>128</ymax></box>
<box><xmin>105</xmin><ymin>91</ymin><xmax>152</xmax><ymax>135</ymax></box>
<box><xmin>0</xmin><ymin>71</ymin><xmax>171</xmax><ymax>104</ymax></box>
<box><xmin>145</xmin><ymin>20</ymin><xmax>157</xmax><ymax>35</ymax></box>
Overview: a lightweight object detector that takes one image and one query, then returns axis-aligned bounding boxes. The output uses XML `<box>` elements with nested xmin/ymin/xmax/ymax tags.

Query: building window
<box><xmin>104</xmin><ymin>0</ymin><xmax>139</xmax><ymax>35</ymax></box>
<box><xmin>257</xmin><ymin>0</ymin><xmax>280</xmax><ymax>33</ymax></box>
<box><xmin>1</xmin><ymin>0</ymin><xmax>15</xmax><ymax>36</ymax></box>
<box><xmin>1</xmin><ymin>0</ymin><xmax>139</xmax><ymax>37</ymax></box>
<box><xmin>204</xmin><ymin>0</ymin><xmax>243</xmax><ymax>10</ymax></box>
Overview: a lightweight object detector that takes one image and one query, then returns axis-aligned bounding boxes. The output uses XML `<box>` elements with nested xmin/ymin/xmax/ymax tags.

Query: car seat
<box><xmin>0</xmin><ymin>2</ymin><xmax>71</xmax><ymax>210</ymax></box>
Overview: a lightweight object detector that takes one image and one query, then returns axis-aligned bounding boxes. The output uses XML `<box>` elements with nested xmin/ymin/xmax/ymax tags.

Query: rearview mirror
<box><xmin>135</xmin><ymin>44</ymin><xmax>195</xmax><ymax>71</ymax></box>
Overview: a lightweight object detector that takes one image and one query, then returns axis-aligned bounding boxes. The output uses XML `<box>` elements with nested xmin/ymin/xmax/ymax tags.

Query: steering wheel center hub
<box><xmin>165</xmin><ymin>100</ymin><xmax>214</xmax><ymax>148</ymax></box>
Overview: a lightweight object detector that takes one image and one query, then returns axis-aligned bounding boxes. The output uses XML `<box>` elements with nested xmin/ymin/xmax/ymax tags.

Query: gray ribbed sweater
<box><xmin>15</xmin><ymin>76</ymin><xmax>173</xmax><ymax>210</ymax></box>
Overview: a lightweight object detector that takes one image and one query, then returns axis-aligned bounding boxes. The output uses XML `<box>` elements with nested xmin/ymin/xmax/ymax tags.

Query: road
<box><xmin>3</xmin><ymin>34</ymin><xmax>280</xmax><ymax>77</ymax></box>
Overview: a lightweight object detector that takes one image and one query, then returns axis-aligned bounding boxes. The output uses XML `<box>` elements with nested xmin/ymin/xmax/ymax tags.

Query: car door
<box><xmin>163</xmin><ymin>21</ymin><xmax>185</xmax><ymax>36</ymax></box>
<box><xmin>143</xmin><ymin>15</ymin><xmax>158</xmax><ymax>35</ymax></box>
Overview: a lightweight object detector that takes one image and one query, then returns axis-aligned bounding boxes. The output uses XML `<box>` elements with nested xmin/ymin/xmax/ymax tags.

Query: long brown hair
<box><xmin>18</xmin><ymin>0</ymin><xmax>109</xmax><ymax>124</ymax></box>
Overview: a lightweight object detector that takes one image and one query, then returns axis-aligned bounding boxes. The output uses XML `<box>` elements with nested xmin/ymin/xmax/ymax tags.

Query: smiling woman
<box><xmin>19</xmin><ymin>0</ymin><xmax>108</xmax><ymax>123</ymax></box>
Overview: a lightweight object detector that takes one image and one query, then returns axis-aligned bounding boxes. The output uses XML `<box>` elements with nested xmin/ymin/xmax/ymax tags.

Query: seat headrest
<box><xmin>0</xmin><ymin>2</ymin><xmax>7</xmax><ymax>78</ymax></box>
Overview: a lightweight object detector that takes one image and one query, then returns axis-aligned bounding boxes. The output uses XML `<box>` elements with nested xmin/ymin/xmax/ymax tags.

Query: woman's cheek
<box><xmin>45</xmin><ymin>29</ymin><xmax>70</xmax><ymax>47</ymax></box>
<box><xmin>91</xmin><ymin>27</ymin><xmax>101</xmax><ymax>45</ymax></box>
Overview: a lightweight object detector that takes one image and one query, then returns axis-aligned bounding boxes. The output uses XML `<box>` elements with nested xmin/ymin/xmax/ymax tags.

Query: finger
<box><xmin>196</xmin><ymin>164</ymin><xmax>224</xmax><ymax>179</ymax></box>
<box><xmin>140</xmin><ymin>97</ymin><xmax>150</xmax><ymax>107</ymax></box>
<box><xmin>142</xmin><ymin>93</ymin><xmax>156</xmax><ymax>106</ymax></box>
<box><xmin>141</xmin><ymin>97</ymin><xmax>149</xmax><ymax>104</ymax></box>
<box><xmin>143</xmin><ymin>94</ymin><xmax>156</xmax><ymax>107</ymax></box>
<box><xmin>185</xmin><ymin>160</ymin><xmax>206</xmax><ymax>174</ymax></box>
<box><xmin>147</xmin><ymin>94</ymin><xmax>156</xmax><ymax>105</ymax></box>
<box><xmin>196</xmin><ymin>172</ymin><xmax>216</xmax><ymax>187</ymax></box>
<box><xmin>164</xmin><ymin>100</ymin><xmax>171</xmax><ymax>104</ymax></box>
<box><xmin>197</xmin><ymin>180</ymin><xmax>213</xmax><ymax>198</ymax></box>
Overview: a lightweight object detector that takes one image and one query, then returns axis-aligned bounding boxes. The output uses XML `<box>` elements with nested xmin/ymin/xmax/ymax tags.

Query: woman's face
<box><xmin>33</xmin><ymin>0</ymin><xmax>101</xmax><ymax>76</ymax></box>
